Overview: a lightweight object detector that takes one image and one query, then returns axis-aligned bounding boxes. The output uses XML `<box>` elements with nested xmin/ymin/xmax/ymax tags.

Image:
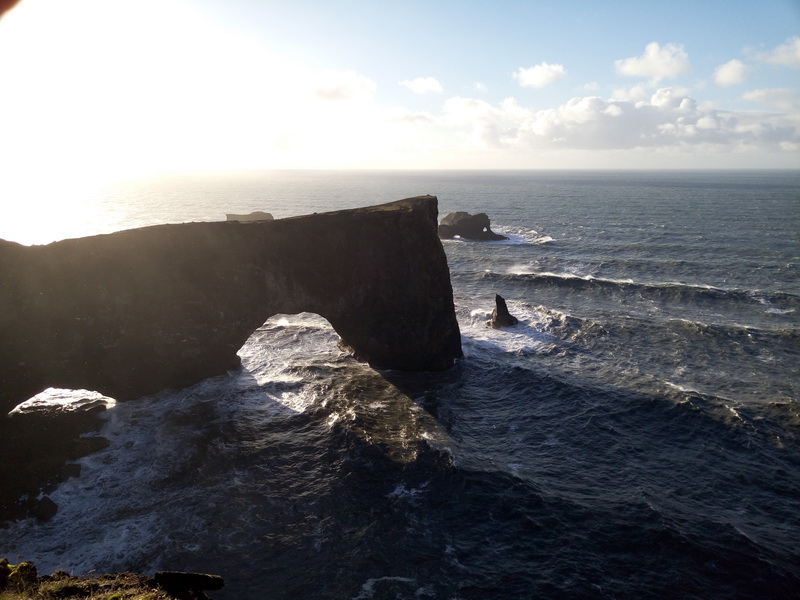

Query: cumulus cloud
<box><xmin>760</xmin><ymin>36</ymin><xmax>800</xmax><ymax>68</ymax></box>
<box><xmin>472</xmin><ymin>81</ymin><xmax>488</xmax><ymax>93</ymax></box>
<box><xmin>384</xmin><ymin>107</ymin><xmax>436</xmax><ymax>123</ymax></box>
<box><xmin>441</xmin><ymin>96</ymin><xmax>523</xmax><ymax>147</ymax></box>
<box><xmin>439</xmin><ymin>88</ymin><xmax>799</xmax><ymax>153</ymax></box>
<box><xmin>513</xmin><ymin>62</ymin><xmax>567</xmax><ymax>88</ymax></box>
<box><xmin>742</xmin><ymin>88</ymin><xmax>799</xmax><ymax>112</ymax></box>
<box><xmin>399</xmin><ymin>76</ymin><xmax>443</xmax><ymax>94</ymax></box>
<box><xmin>615</xmin><ymin>42</ymin><xmax>691</xmax><ymax>83</ymax></box>
<box><xmin>314</xmin><ymin>70</ymin><xmax>376</xmax><ymax>101</ymax></box>
<box><xmin>611</xmin><ymin>84</ymin><xmax>650</xmax><ymax>102</ymax></box>
<box><xmin>713</xmin><ymin>59</ymin><xmax>751</xmax><ymax>86</ymax></box>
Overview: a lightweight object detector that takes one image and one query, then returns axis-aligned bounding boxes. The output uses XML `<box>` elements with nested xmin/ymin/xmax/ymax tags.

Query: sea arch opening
<box><xmin>235</xmin><ymin>312</ymin><xmax>347</xmax><ymax>411</ymax></box>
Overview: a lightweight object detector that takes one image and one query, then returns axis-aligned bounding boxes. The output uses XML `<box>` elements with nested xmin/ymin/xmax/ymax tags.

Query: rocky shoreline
<box><xmin>0</xmin><ymin>559</ymin><xmax>223</xmax><ymax>599</ymax></box>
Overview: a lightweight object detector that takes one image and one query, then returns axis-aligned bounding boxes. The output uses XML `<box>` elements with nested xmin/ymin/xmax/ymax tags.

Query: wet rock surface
<box><xmin>0</xmin><ymin>395</ymin><xmax>110</xmax><ymax>523</ymax></box>
<box><xmin>491</xmin><ymin>294</ymin><xmax>518</xmax><ymax>328</ymax></box>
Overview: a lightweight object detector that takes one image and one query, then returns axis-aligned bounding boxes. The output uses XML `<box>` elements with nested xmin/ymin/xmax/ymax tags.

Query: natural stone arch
<box><xmin>0</xmin><ymin>197</ymin><xmax>462</xmax><ymax>416</ymax></box>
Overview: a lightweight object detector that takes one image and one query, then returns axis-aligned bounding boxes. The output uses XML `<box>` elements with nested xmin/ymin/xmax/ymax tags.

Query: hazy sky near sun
<box><xmin>0</xmin><ymin>0</ymin><xmax>798</xmax><ymax>177</ymax></box>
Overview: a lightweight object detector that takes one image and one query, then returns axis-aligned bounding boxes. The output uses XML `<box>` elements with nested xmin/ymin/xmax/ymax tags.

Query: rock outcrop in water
<box><xmin>0</xmin><ymin>196</ymin><xmax>462</xmax><ymax>416</ymax></box>
<box><xmin>438</xmin><ymin>211</ymin><xmax>507</xmax><ymax>241</ymax></box>
<box><xmin>491</xmin><ymin>294</ymin><xmax>518</xmax><ymax>328</ymax></box>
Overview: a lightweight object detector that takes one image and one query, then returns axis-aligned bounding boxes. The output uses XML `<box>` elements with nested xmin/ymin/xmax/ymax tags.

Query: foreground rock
<box><xmin>0</xmin><ymin>559</ymin><xmax>221</xmax><ymax>599</ymax></box>
<box><xmin>155</xmin><ymin>571</ymin><xmax>225</xmax><ymax>595</ymax></box>
<box><xmin>438</xmin><ymin>211</ymin><xmax>507</xmax><ymax>241</ymax></box>
<box><xmin>0</xmin><ymin>395</ymin><xmax>110</xmax><ymax>523</ymax></box>
<box><xmin>0</xmin><ymin>196</ymin><xmax>462</xmax><ymax>416</ymax></box>
<box><xmin>491</xmin><ymin>294</ymin><xmax>518</xmax><ymax>328</ymax></box>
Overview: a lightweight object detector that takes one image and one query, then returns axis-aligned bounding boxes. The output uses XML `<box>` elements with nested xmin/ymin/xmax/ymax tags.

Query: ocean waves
<box><xmin>4</xmin><ymin>170</ymin><xmax>800</xmax><ymax>599</ymax></box>
<box><xmin>479</xmin><ymin>269</ymin><xmax>798</xmax><ymax>314</ymax></box>
<box><xmin>459</xmin><ymin>269</ymin><xmax>800</xmax><ymax>334</ymax></box>
<box><xmin>453</xmin><ymin>267</ymin><xmax>799</xmax><ymax>424</ymax></box>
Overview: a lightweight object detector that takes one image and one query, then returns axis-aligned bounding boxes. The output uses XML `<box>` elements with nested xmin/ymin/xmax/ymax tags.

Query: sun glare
<box><xmin>0</xmin><ymin>0</ymin><xmax>432</xmax><ymax>201</ymax></box>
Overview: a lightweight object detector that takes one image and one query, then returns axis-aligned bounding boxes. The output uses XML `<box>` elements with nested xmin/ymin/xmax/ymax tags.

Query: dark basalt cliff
<box><xmin>0</xmin><ymin>196</ymin><xmax>462</xmax><ymax>416</ymax></box>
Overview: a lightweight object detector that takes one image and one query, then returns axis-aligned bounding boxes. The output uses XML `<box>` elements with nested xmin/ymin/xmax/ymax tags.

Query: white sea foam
<box><xmin>387</xmin><ymin>481</ymin><xmax>430</xmax><ymax>502</ymax></box>
<box><xmin>3</xmin><ymin>313</ymin><xmax>346</xmax><ymax>574</ymax></box>
<box><xmin>461</xmin><ymin>300</ymin><xmax>564</xmax><ymax>357</ymax></box>
<box><xmin>507</xmin><ymin>263</ymin><xmax>538</xmax><ymax>275</ymax></box>
<box><xmin>492</xmin><ymin>226</ymin><xmax>555</xmax><ymax>246</ymax></box>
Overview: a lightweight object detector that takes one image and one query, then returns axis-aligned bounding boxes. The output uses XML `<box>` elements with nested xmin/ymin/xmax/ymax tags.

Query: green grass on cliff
<box><xmin>0</xmin><ymin>570</ymin><xmax>170</xmax><ymax>600</ymax></box>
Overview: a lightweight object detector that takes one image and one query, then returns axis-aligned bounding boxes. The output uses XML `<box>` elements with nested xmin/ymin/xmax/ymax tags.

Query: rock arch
<box><xmin>0</xmin><ymin>196</ymin><xmax>462</xmax><ymax>416</ymax></box>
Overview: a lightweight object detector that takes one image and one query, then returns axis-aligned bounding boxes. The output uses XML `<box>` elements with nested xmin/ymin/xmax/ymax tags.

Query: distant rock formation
<box><xmin>438</xmin><ymin>211</ymin><xmax>507</xmax><ymax>241</ymax></box>
<box><xmin>0</xmin><ymin>196</ymin><xmax>462</xmax><ymax>416</ymax></box>
<box><xmin>226</xmin><ymin>211</ymin><xmax>274</xmax><ymax>221</ymax></box>
<box><xmin>491</xmin><ymin>294</ymin><xmax>518</xmax><ymax>328</ymax></box>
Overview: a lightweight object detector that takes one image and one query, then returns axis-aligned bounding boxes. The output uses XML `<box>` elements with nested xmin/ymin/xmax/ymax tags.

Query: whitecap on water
<box><xmin>462</xmin><ymin>301</ymin><xmax>565</xmax><ymax>357</ymax></box>
<box><xmin>490</xmin><ymin>225</ymin><xmax>555</xmax><ymax>246</ymax></box>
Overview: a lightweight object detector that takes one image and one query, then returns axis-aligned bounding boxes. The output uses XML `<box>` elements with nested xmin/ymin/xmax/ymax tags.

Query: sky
<box><xmin>0</xmin><ymin>0</ymin><xmax>798</xmax><ymax>182</ymax></box>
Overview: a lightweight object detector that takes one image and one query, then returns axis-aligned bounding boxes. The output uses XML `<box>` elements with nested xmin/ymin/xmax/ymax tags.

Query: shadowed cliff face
<box><xmin>0</xmin><ymin>196</ymin><xmax>462</xmax><ymax>415</ymax></box>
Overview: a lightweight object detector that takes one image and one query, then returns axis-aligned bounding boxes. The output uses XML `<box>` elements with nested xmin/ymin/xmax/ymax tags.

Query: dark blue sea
<box><xmin>3</xmin><ymin>170</ymin><xmax>800</xmax><ymax>599</ymax></box>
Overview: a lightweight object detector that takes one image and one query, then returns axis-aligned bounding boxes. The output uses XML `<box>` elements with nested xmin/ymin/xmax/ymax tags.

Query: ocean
<box><xmin>2</xmin><ymin>170</ymin><xmax>799</xmax><ymax>599</ymax></box>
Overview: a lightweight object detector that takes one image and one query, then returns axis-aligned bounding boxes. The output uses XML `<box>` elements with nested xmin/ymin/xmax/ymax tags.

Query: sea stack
<box><xmin>491</xmin><ymin>294</ymin><xmax>518</xmax><ymax>328</ymax></box>
<box><xmin>438</xmin><ymin>211</ymin><xmax>507</xmax><ymax>241</ymax></box>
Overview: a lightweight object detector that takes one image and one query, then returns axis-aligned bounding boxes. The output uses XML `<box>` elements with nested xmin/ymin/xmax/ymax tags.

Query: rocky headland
<box><xmin>0</xmin><ymin>195</ymin><xmax>462</xmax><ymax>523</ymax></box>
<box><xmin>0</xmin><ymin>196</ymin><xmax>462</xmax><ymax>417</ymax></box>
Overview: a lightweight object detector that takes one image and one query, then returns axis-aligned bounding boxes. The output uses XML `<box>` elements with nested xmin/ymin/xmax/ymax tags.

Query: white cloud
<box><xmin>713</xmin><ymin>59</ymin><xmax>751</xmax><ymax>87</ymax></box>
<box><xmin>742</xmin><ymin>88</ymin><xmax>799</xmax><ymax>113</ymax></box>
<box><xmin>472</xmin><ymin>81</ymin><xmax>488</xmax><ymax>93</ymax></box>
<box><xmin>615</xmin><ymin>42</ymin><xmax>691</xmax><ymax>83</ymax></box>
<box><xmin>384</xmin><ymin>107</ymin><xmax>436</xmax><ymax>123</ymax></box>
<box><xmin>399</xmin><ymin>76</ymin><xmax>443</xmax><ymax>94</ymax></box>
<box><xmin>760</xmin><ymin>36</ymin><xmax>800</xmax><ymax>68</ymax></box>
<box><xmin>442</xmin><ymin>97</ymin><xmax>498</xmax><ymax>125</ymax></box>
<box><xmin>650</xmin><ymin>87</ymin><xmax>693</xmax><ymax>109</ymax></box>
<box><xmin>611</xmin><ymin>84</ymin><xmax>650</xmax><ymax>102</ymax></box>
<box><xmin>2</xmin><ymin>0</ymin><xmax>794</xmax><ymax>174</ymax></box>
<box><xmin>442</xmin><ymin>96</ymin><xmax>521</xmax><ymax>147</ymax></box>
<box><xmin>314</xmin><ymin>70</ymin><xmax>376</xmax><ymax>101</ymax></box>
<box><xmin>513</xmin><ymin>62</ymin><xmax>567</xmax><ymax>88</ymax></box>
<box><xmin>439</xmin><ymin>88</ymin><xmax>799</xmax><ymax>155</ymax></box>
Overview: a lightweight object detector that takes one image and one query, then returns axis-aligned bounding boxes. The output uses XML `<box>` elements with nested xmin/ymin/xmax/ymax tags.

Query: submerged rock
<box><xmin>438</xmin><ymin>211</ymin><xmax>507</xmax><ymax>241</ymax></box>
<box><xmin>0</xmin><ymin>196</ymin><xmax>462</xmax><ymax>416</ymax></box>
<box><xmin>32</xmin><ymin>496</ymin><xmax>58</xmax><ymax>522</ymax></box>
<box><xmin>491</xmin><ymin>294</ymin><xmax>518</xmax><ymax>328</ymax></box>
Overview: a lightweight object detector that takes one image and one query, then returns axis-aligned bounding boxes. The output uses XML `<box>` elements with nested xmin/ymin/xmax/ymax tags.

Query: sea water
<box><xmin>2</xmin><ymin>170</ymin><xmax>799</xmax><ymax>599</ymax></box>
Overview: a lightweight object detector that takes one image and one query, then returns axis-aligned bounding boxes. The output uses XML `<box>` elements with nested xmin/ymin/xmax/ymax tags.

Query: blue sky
<box><xmin>0</xmin><ymin>0</ymin><xmax>798</xmax><ymax>177</ymax></box>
